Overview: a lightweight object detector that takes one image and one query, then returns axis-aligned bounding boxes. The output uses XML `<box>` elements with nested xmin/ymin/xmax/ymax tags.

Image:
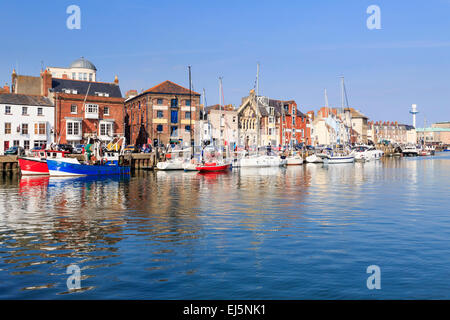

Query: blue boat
<box><xmin>47</xmin><ymin>158</ymin><xmax>130</xmax><ymax>176</ymax></box>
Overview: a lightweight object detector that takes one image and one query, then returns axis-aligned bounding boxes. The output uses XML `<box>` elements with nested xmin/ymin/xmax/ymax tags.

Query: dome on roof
<box><xmin>70</xmin><ymin>57</ymin><xmax>97</xmax><ymax>71</ymax></box>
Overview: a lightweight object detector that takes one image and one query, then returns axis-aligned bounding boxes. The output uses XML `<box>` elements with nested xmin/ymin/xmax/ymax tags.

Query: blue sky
<box><xmin>1</xmin><ymin>0</ymin><xmax>450</xmax><ymax>126</ymax></box>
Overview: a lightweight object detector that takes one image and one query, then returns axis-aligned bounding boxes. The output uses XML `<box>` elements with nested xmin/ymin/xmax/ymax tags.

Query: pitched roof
<box><xmin>51</xmin><ymin>78</ymin><xmax>122</xmax><ymax>98</ymax></box>
<box><xmin>143</xmin><ymin>80</ymin><xmax>200</xmax><ymax>96</ymax></box>
<box><xmin>0</xmin><ymin>93</ymin><xmax>53</xmax><ymax>106</ymax></box>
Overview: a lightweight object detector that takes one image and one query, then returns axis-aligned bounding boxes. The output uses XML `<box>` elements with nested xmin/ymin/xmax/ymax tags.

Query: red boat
<box><xmin>195</xmin><ymin>162</ymin><xmax>231</xmax><ymax>172</ymax></box>
<box><xmin>18</xmin><ymin>150</ymin><xmax>68</xmax><ymax>176</ymax></box>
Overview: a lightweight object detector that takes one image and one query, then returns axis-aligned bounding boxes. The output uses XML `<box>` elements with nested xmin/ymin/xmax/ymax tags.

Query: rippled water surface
<box><xmin>1</xmin><ymin>154</ymin><xmax>450</xmax><ymax>299</ymax></box>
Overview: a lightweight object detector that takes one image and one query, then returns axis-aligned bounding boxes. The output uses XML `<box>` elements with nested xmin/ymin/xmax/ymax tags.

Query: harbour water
<box><xmin>1</xmin><ymin>154</ymin><xmax>450</xmax><ymax>299</ymax></box>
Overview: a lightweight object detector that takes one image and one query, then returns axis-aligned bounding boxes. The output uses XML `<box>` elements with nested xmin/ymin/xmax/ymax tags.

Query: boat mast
<box><xmin>189</xmin><ymin>66</ymin><xmax>193</xmax><ymax>157</ymax></box>
<box><xmin>219</xmin><ymin>76</ymin><xmax>223</xmax><ymax>152</ymax></box>
<box><xmin>256</xmin><ymin>63</ymin><xmax>261</xmax><ymax>149</ymax></box>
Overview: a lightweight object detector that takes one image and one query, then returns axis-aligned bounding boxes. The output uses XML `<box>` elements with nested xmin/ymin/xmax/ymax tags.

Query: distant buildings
<box><xmin>416</xmin><ymin>122</ymin><xmax>450</xmax><ymax>145</ymax></box>
<box><xmin>368</xmin><ymin>121</ymin><xmax>416</xmax><ymax>145</ymax></box>
<box><xmin>204</xmin><ymin>104</ymin><xmax>238</xmax><ymax>148</ymax></box>
<box><xmin>0</xmin><ymin>93</ymin><xmax>54</xmax><ymax>154</ymax></box>
<box><xmin>310</xmin><ymin>107</ymin><xmax>351</xmax><ymax>146</ymax></box>
<box><xmin>237</xmin><ymin>89</ymin><xmax>310</xmax><ymax>148</ymax></box>
<box><xmin>124</xmin><ymin>80</ymin><xmax>201</xmax><ymax>147</ymax></box>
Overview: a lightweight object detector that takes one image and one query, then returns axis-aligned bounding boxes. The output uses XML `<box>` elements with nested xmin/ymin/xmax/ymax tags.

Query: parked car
<box><xmin>57</xmin><ymin>144</ymin><xmax>73</xmax><ymax>153</ymax></box>
<box><xmin>123</xmin><ymin>145</ymin><xmax>139</xmax><ymax>154</ymax></box>
<box><xmin>73</xmin><ymin>144</ymin><xmax>85</xmax><ymax>154</ymax></box>
<box><xmin>4</xmin><ymin>146</ymin><xmax>25</xmax><ymax>156</ymax></box>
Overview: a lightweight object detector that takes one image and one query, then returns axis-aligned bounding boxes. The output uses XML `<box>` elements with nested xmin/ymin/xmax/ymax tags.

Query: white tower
<box><xmin>410</xmin><ymin>104</ymin><xmax>418</xmax><ymax>128</ymax></box>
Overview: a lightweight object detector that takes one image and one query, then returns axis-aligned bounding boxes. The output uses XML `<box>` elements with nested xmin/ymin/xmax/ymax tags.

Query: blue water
<box><xmin>0</xmin><ymin>154</ymin><xmax>449</xmax><ymax>299</ymax></box>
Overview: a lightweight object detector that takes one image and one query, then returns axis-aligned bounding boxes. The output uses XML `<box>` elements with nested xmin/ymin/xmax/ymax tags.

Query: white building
<box><xmin>46</xmin><ymin>57</ymin><xmax>97</xmax><ymax>82</ymax></box>
<box><xmin>0</xmin><ymin>93</ymin><xmax>54</xmax><ymax>154</ymax></box>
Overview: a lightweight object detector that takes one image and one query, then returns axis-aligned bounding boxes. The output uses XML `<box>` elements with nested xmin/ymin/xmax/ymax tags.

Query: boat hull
<box><xmin>156</xmin><ymin>161</ymin><xmax>184</xmax><ymax>170</ymax></box>
<box><xmin>305</xmin><ymin>154</ymin><xmax>323</xmax><ymax>163</ymax></box>
<box><xmin>286</xmin><ymin>157</ymin><xmax>303</xmax><ymax>165</ymax></box>
<box><xmin>18</xmin><ymin>157</ymin><xmax>49</xmax><ymax>175</ymax></box>
<box><xmin>47</xmin><ymin>159</ymin><xmax>130</xmax><ymax>176</ymax></box>
<box><xmin>196</xmin><ymin>163</ymin><xmax>231</xmax><ymax>172</ymax></box>
<box><xmin>323</xmin><ymin>156</ymin><xmax>355</xmax><ymax>164</ymax></box>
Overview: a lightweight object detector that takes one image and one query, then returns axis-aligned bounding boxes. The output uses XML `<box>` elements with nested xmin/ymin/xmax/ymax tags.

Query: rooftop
<box><xmin>0</xmin><ymin>93</ymin><xmax>53</xmax><ymax>106</ymax></box>
<box><xmin>69</xmin><ymin>57</ymin><xmax>97</xmax><ymax>71</ymax></box>
<box><xmin>51</xmin><ymin>78</ymin><xmax>122</xmax><ymax>98</ymax></box>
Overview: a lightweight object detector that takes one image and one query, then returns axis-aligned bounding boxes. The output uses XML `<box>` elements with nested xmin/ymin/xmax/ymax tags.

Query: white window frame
<box><xmin>104</xmin><ymin>106</ymin><xmax>110</xmax><ymax>116</ymax></box>
<box><xmin>85</xmin><ymin>104</ymin><xmax>98</xmax><ymax>114</ymax></box>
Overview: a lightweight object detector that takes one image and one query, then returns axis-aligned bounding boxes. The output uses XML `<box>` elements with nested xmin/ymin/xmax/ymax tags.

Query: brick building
<box><xmin>124</xmin><ymin>80</ymin><xmax>201</xmax><ymax>147</ymax></box>
<box><xmin>50</xmin><ymin>76</ymin><xmax>124</xmax><ymax>145</ymax></box>
<box><xmin>278</xmin><ymin>100</ymin><xmax>311</xmax><ymax>146</ymax></box>
<box><xmin>10</xmin><ymin>58</ymin><xmax>124</xmax><ymax>145</ymax></box>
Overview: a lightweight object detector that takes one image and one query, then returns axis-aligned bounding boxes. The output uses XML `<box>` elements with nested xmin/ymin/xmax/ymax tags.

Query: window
<box><xmin>67</xmin><ymin>122</ymin><xmax>80</xmax><ymax>136</ymax></box>
<box><xmin>292</xmin><ymin>117</ymin><xmax>296</xmax><ymax>125</ymax></box>
<box><xmin>157</xmin><ymin>99</ymin><xmax>163</xmax><ymax>105</ymax></box>
<box><xmin>185</xmin><ymin>111</ymin><xmax>191</xmax><ymax>119</ymax></box>
<box><xmin>22</xmin><ymin>107</ymin><xmax>28</xmax><ymax>115</ymax></box>
<box><xmin>104</xmin><ymin>106</ymin><xmax>110</xmax><ymax>116</ymax></box>
<box><xmin>185</xmin><ymin>125</ymin><xmax>191</xmax><ymax>132</ymax></box>
<box><xmin>171</xmin><ymin>110</ymin><xmax>178</xmax><ymax>123</ymax></box>
<box><xmin>185</xmin><ymin>99</ymin><xmax>191</xmax><ymax>106</ymax></box>
<box><xmin>72</xmin><ymin>72</ymin><xmax>76</xmax><ymax>79</ymax></box>
<box><xmin>269</xmin><ymin>116</ymin><xmax>275</xmax><ymax>124</ymax></box>
<box><xmin>5</xmin><ymin>106</ymin><xmax>11</xmax><ymax>114</ymax></box>
<box><xmin>100</xmin><ymin>123</ymin><xmax>113</xmax><ymax>136</ymax></box>
<box><xmin>21</xmin><ymin>124</ymin><xmax>28</xmax><ymax>135</ymax></box>
<box><xmin>71</xmin><ymin>105</ymin><xmax>77</xmax><ymax>114</ymax></box>
<box><xmin>284</xmin><ymin>105</ymin><xmax>289</xmax><ymax>113</ymax></box>
<box><xmin>171</xmin><ymin>99</ymin><xmax>178</xmax><ymax>108</ymax></box>
<box><xmin>78</xmin><ymin>73</ymin><xmax>83</xmax><ymax>80</ymax></box>
<box><xmin>157</xmin><ymin>110</ymin><xmax>164</xmax><ymax>118</ymax></box>
<box><xmin>157</xmin><ymin>124</ymin><xmax>163</xmax><ymax>132</ymax></box>
<box><xmin>34</xmin><ymin>140</ymin><xmax>46</xmax><ymax>148</ymax></box>
<box><xmin>24</xmin><ymin>140</ymin><xmax>30</xmax><ymax>150</ymax></box>
<box><xmin>85</xmin><ymin>104</ymin><xmax>98</xmax><ymax>114</ymax></box>
<box><xmin>4</xmin><ymin>123</ymin><xmax>11</xmax><ymax>134</ymax></box>
<box><xmin>35</xmin><ymin>123</ymin><xmax>46</xmax><ymax>135</ymax></box>
<box><xmin>37</xmin><ymin>108</ymin><xmax>43</xmax><ymax>116</ymax></box>
<box><xmin>83</xmin><ymin>73</ymin><xmax>87</xmax><ymax>81</ymax></box>
<box><xmin>89</xmin><ymin>73</ymin><xmax>93</xmax><ymax>82</ymax></box>
<box><xmin>13</xmin><ymin>140</ymin><xmax>19</xmax><ymax>147</ymax></box>
<box><xmin>233</xmin><ymin>116</ymin><xmax>236</xmax><ymax>123</ymax></box>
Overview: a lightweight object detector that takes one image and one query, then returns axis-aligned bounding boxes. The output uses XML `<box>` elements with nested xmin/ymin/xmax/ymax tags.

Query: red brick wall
<box><xmin>56</xmin><ymin>94</ymin><xmax>124</xmax><ymax>143</ymax></box>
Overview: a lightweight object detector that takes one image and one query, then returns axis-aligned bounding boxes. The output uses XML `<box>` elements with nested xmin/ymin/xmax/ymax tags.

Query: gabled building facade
<box><xmin>237</xmin><ymin>89</ymin><xmax>310</xmax><ymax>148</ymax></box>
<box><xmin>124</xmin><ymin>80</ymin><xmax>201</xmax><ymax>147</ymax></box>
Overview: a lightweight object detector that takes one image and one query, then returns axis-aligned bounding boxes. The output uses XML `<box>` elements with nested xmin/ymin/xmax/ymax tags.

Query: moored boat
<box><xmin>47</xmin><ymin>157</ymin><xmax>130</xmax><ymax>176</ymax></box>
<box><xmin>323</xmin><ymin>155</ymin><xmax>355</xmax><ymax>164</ymax></box>
<box><xmin>285</xmin><ymin>153</ymin><xmax>303</xmax><ymax>165</ymax></box>
<box><xmin>305</xmin><ymin>153</ymin><xmax>324</xmax><ymax>163</ymax></box>
<box><xmin>196</xmin><ymin>161</ymin><xmax>231</xmax><ymax>172</ymax></box>
<box><xmin>18</xmin><ymin>150</ymin><xmax>68</xmax><ymax>176</ymax></box>
<box><xmin>402</xmin><ymin>145</ymin><xmax>419</xmax><ymax>157</ymax></box>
